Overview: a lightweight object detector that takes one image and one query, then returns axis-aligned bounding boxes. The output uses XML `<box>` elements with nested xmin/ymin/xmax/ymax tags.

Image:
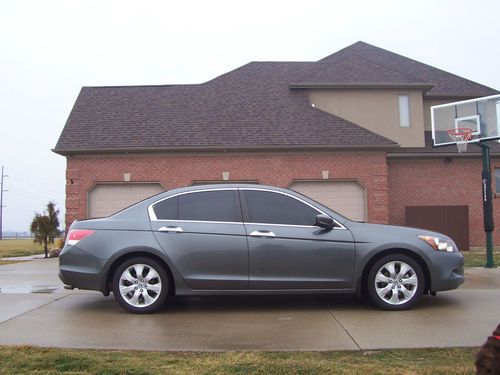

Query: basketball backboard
<box><xmin>432</xmin><ymin>94</ymin><xmax>500</xmax><ymax>146</ymax></box>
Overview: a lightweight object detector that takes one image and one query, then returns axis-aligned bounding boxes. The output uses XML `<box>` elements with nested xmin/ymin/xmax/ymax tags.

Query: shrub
<box><xmin>55</xmin><ymin>238</ymin><xmax>65</xmax><ymax>249</ymax></box>
<box><xmin>50</xmin><ymin>248</ymin><xmax>61</xmax><ymax>258</ymax></box>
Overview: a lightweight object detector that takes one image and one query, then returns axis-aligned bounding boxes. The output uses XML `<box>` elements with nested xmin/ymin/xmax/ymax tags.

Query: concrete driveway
<box><xmin>0</xmin><ymin>258</ymin><xmax>499</xmax><ymax>351</ymax></box>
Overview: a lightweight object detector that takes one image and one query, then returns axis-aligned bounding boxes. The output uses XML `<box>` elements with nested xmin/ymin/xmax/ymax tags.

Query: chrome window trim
<box><xmin>152</xmin><ymin>219</ymin><xmax>243</xmax><ymax>225</ymax></box>
<box><xmin>152</xmin><ymin>218</ymin><xmax>319</xmax><ymax>229</ymax></box>
<box><xmin>244</xmin><ymin>222</ymin><xmax>321</xmax><ymax>229</ymax></box>
<box><xmin>148</xmin><ymin>186</ymin><xmax>347</xmax><ymax>230</ymax></box>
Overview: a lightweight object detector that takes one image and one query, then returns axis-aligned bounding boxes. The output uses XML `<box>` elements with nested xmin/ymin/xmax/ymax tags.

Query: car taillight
<box><xmin>67</xmin><ymin>229</ymin><xmax>95</xmax><ymax>245</ymax></box>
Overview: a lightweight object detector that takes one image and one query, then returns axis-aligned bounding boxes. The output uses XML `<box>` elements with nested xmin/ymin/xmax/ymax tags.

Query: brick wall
<box><xmin>388</xmin><ymin>157</ymin><xmax>500</xmax><ymax>247</ymax></box>
<box><xmin>65</xmin><ymin>151</ymin><xmax>500</xmax><ymax>247</ymax></box>
<box><xmin>65</xmin><ymin>151</ymin><xmax>389</xmax><ymax>229</ymax></box>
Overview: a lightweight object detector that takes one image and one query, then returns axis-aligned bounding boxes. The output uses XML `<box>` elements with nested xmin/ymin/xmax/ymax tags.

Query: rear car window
<box><xmin>153</xmin><ymin>190</ymin><xmax>242</xmax><ymax>222</ymax></box>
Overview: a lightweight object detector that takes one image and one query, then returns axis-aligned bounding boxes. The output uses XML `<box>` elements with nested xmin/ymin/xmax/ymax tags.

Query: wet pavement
<box><xmin>0</xmin><ymin>258</ymin><xmax>499</xmax><ymax>351</ymax></box>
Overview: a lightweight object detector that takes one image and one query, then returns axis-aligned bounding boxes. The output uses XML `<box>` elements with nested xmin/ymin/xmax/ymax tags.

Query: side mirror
<box><xmin>315</xmin><ymin>214</ymin><xmax>335</xmax><ymax>229</ymax></box>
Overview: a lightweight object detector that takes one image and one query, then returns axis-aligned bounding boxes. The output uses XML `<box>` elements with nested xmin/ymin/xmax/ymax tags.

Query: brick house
<box><xmin>54</xmin><ymin>41</ymin><xmax>499</xmax><ymax>249</ymax></box>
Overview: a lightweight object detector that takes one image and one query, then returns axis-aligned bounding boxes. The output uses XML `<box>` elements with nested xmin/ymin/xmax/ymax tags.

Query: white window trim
<box><xmin>398</xmin><ymin>94</ymin><xmax>411</xmax><ymax>128</ymax></box>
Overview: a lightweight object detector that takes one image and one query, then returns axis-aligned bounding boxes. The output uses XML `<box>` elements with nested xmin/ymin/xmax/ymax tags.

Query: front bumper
<box><xmin>429</xmin><ymin>251</ymin><xmax>465</xmax><ymax>292</ymax></box>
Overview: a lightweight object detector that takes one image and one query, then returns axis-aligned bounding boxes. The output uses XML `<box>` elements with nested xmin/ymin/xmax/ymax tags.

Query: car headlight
<box><xmin>417</xmin><ymin>235</ymin><xmax>457</xmax><ymax>252</ymax></box>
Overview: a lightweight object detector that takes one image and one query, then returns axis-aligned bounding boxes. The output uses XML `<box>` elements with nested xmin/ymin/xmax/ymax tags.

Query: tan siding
<box><xmin>423</xmin><ymin>98</ymin><xmax>456</xmax><ymax>131</ymax></box>
<box><xmin>308</xmin><ymin>89</ymin><xmax>425</xmax><ymax>147</ymax></box>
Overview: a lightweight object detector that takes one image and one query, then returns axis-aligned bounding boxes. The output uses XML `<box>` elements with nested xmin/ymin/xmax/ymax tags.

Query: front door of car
<box><xmin>150</xmin><ymin>189</ymin><xmax>248</xmax><ymax>290</ymax></box>
<box><xmin>240</xmin><ymin>189</ymin><xmax>355</xmax><ymax>290</ymax></box>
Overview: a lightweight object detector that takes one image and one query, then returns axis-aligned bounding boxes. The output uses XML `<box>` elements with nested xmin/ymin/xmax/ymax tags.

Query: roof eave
<box><xmin>289</xmin><ymin>82</ymin><xmax>435</xmax><ymax>91</ymax></box>
<box><xmin>423</xmin><ymin>92</ymin><xmax>499</xmax><ymax>100</ymax></box>
<box><xmin>52</xmin><ymin>143</ymin><xmax>399</xmax><ymax>156</ymax></box>
<box><xmin>388</xmin><ymin>152</ymin><xmax>500</xmax><ymax>158</ymax></box>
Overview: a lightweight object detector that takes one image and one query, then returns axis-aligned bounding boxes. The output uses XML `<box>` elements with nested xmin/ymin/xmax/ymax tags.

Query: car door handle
<box><xmin>158</xmin><ymin>226</ymin><xmax>183</xmax><ymax>233</ymax></box>
<box><xmin>250</xmin><ymin>230</ymin><xmax>275</xmax><ymax>238</ymax></box>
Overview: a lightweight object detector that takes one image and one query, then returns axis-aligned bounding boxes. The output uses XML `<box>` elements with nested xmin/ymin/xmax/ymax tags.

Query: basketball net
<box><xmin>448</xmin><ymin>128</ymin><xmax>472</xmax><ymax>153</ymax></box>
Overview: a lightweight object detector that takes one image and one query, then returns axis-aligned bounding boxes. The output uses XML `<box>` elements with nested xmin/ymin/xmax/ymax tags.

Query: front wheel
<box><xmin>367</xmin><ymin>254</ymin><xmax>424</xmax><ymax>310</ymax></box>
<box><xmin>112</xmin><ymin>257</ymin><xmax>169</xmax><ymax>314</ymax></box>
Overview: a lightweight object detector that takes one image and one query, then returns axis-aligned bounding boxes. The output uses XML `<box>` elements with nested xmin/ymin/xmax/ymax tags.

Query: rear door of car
<box><xmin>150</xmin><ymin>188</ymin><xmax>248</xmax><ymax>290</ymax></box>
<box><xmin>240</xmin><ymin>188</ymin><xmax>355</xmax><ymax>290</ymax></box>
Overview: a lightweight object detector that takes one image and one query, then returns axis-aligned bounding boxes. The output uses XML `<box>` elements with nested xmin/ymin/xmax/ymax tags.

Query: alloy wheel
<box><xmin>118</xmin><ymin>263</ymin><xmax>162</xmax><ymax>308</ymax></box>
<box><xmin>374</xmin><ymin>260</ymin><xmax>418</xmax><ymax>306</ymax></box>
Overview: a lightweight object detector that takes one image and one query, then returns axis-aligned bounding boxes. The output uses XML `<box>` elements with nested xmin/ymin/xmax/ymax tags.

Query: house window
<box><xmin>398</xmin><ymin>95</ymin><xmax>410</xmax><ymax>127</ymax></box>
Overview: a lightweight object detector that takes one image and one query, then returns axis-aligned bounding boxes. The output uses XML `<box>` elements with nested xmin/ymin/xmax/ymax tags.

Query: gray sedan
<box><xmin>59</xmin><ymin>184</ymin><xmax>464</xmax><ymax>313</ymax></box>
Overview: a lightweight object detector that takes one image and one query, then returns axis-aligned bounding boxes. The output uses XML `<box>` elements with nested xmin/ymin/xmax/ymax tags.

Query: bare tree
<box><xmin>30</xmin><ymin>201</ymin><xmax>60</xmax><ymax>258</ymax></box>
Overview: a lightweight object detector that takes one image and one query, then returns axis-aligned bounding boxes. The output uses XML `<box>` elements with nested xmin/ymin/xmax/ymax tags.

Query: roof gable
<box><xmin>293</xmin><ymin>54</ymin><xmax>428</xmax><ymax>86</ymax></box>
<box><xmin>318</xmin><ymin>41</ymin><xmax>497</xmax><ymax>97</ymax></box>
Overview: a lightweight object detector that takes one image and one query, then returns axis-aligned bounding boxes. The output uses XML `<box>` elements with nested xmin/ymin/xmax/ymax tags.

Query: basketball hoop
<box><xmin>448</xmin><ymin>127</ymin><xmax>472</xmax><ymax>153</ymax></box>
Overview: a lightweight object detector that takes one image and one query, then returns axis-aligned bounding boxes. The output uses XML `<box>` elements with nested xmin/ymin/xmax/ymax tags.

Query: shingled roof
<box><xmin>316</xmin><ymin>42</ymin><xmax>496</xmax><ymax>97</ymax></box>
<box><xmin>54</xmin><ymin>42</ymin><xmax>497</xmax><ymax>155</ymax></box>
<box><xmin>290</xmin><ymin>54</ymin><xmax>433</xmax><ymax>88</ymax></box>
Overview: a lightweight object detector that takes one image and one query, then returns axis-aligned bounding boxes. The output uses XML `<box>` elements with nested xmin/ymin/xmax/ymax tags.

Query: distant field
<box><xmin>0</xmin><ymin>239</ymin><xmax>44</xmax><ymax>258</ymax></box>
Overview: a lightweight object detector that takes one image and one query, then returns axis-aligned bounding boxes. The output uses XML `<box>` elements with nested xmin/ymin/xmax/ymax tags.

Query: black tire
<box><xmin>367</xmin><ymin>254</ymin><xmax>424</xmax><ymax>311</ymax></box>
<box><xmin>112</xmin><ymin>257</ymin><xmax>169</xmax><ymax>314</ymax></box>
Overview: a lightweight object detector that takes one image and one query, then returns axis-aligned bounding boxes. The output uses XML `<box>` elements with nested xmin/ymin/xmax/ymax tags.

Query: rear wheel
<box><xmin>367</xmin><ymin>254</ymin><xmax>424</xmax><ymax>310</ymax></box>
<box><xmin>112</xmin><ymin>257</ymin><xmax>169</xmax><ymax>314</ymax></box>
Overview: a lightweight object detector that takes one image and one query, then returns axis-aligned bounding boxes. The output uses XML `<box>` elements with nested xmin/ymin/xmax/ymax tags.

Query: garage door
<box><xmin>289</xmin><ymin>181</ymin><xmax>366</xmax><ymax>222</ymax></box>
<box><xmin>88</xmin><ymin>183</ymin><xmax>164</xmax><ymax>218</ymax></box>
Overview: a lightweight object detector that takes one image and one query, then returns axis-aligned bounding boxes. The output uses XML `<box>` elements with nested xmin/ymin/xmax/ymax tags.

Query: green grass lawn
<box><xmin>0</xmin><ymin>346</ymin><xmax>478</xmax><ymax>375</ymax></box>
<box><xmin>0</xmin><ymin>239</ymin><xmax>44</xmax><ymax>258</ymax></box>
<box><xmin>462</xmin><ymin>250</ymin><xmax>500</xmax><ymax>267</ymax></box>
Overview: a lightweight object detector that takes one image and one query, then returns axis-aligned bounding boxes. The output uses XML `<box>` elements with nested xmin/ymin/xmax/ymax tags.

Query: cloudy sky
<box><xmin>0</xmin><ymin>0</ymin><xmax>499</xmax><ymax>232</ymax></box>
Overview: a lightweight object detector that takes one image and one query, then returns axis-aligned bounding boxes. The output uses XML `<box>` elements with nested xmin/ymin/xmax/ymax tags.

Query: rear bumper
<box><xmin>59</xmin><ymin>244</ymin><xmax>105</xmax><ymax>292</ymax></box>
<box><xmin>58</xmin><ymin>268</ymin><xmax>102</xmax><ymax>291</ymax></box>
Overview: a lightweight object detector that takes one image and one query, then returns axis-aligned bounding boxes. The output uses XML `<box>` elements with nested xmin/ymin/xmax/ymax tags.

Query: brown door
<box><xmin>405</xmin><ymin>205</ymin><xmax>469</xmax><ymax>251</ymax></box>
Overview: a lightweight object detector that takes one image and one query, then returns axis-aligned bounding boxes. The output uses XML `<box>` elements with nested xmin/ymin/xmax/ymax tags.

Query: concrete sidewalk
<box><xmin>0</xmin><ymin>258</ymin><xmax>499</xmax><ymax>351</ymax></box>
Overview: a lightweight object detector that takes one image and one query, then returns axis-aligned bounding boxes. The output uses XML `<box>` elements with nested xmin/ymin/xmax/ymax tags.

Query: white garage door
<box><xmin>290</xmin><ymin>181</ymin><xmax>366</xmax><ymax>222</ymax></box>
<box><xmin>88</xmin><ymin>183</ymin><xmax>164</xmax><ymax>218</ymax></box>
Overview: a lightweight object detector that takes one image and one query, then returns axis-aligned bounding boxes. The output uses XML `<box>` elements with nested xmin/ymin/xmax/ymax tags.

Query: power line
<box><xmin>9</xmin><ymin>175</ymin><xmax>65</xmax><ymax>195</ymax></box>
<box><xmin>0</xmin><ymin>166</ymin><xmax>8</xmax><ymax>240</ymax></box>
<box><xmin>9</xmin><ymin>188</ymin><xmax>59</xmax><ymax>202</ymax></box>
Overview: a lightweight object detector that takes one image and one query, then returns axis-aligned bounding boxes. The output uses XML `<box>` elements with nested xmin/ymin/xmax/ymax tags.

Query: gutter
<box><xmin>388</xmin><ymin>152</ymin><xmax>500</xmax><ymax>159</ymax></box>
<box><xmin>52</xmin><ymin>143</ymin><xmax>399</xmax><ymax>156</ymax></box>
<box><xmin>289</xmin><ymin>82</ymin><xmax>435</xmax><ymax>91</ymax></box>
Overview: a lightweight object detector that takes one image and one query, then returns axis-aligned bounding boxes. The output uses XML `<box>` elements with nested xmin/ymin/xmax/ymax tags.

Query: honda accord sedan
<box><xmin>59</xmin><ymin>184</ymin><xmax>464</xmax><ymax>313</ymax></box>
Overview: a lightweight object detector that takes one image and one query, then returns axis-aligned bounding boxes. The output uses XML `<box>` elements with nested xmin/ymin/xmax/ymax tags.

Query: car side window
<box><xmin>153</xmin><ymin>190</ymin><xmax>242</xmax><ymax>222</ymax></box>
<box><xmin>153</xmin><ymin>196</ymin><xmax>178</xmax><ymax>220</ymax></box>
<box><xmin>242</xmin><ymin>190</ymin><xmax>319</xmax><ymax>226</ymax></box>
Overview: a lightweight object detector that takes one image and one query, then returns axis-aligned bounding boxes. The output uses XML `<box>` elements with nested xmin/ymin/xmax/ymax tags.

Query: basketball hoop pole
<box><xmin>480</xmin><ymin>141</ymin><xmax>496</xmax><ymax>268</ymax></box>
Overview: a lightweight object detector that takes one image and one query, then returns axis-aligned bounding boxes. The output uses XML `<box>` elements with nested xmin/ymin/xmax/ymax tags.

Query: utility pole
<box><xmin>0</xmin><ymin>166</ymin><xmax>7</xmax><ymax>240</ymax></box>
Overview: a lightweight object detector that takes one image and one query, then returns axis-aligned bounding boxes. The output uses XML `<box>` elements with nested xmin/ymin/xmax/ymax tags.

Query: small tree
<box><xmin>30</xmin><ymin>201</ymin><xmax>60</xmax><ymax>258</ymax></box>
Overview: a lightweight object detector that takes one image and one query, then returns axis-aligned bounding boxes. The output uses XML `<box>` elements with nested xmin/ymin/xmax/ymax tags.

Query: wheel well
<box><xmin>105</xmin><ymin>251</ymin><xmax>175</xmax><ymax>296</ymax></box>
<box><xmin>359</xmin><ymin>248</ymin><xmax>431</xmax><ymax>296</ymax></box>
